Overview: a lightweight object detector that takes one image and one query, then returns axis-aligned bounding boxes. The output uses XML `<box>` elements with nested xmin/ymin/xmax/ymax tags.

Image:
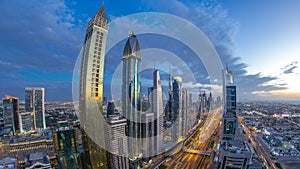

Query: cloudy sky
<box><xmin>0</xmin><ymin>0</ymin><xmax>299</xmax><ymax>101</ymax></box>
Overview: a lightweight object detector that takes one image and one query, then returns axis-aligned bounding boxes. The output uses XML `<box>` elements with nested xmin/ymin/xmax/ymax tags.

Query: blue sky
<box><xmin>0</xmin><ymin>0</ymin><xmax>299</xmax><ymax>101</ymax></box>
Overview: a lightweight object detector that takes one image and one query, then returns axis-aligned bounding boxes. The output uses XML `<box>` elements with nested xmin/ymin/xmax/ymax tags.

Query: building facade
<box><xmin>2</xmin><ymin>95</ymin><xmax>19</xmax><ymax>135</ymax></box>
<box><xmin>122</xmin><ymin>32</ymin><xmax>142</xmax><ymax>167</ymax></box>
<box><xmin>105</xmin><ymin>115</ymin><xmax>129</xmax><ymax>169</ymax></box>
<box><xmin>52</xmin><ymin>121</ymin><xmax>81</xmax><ymax>169</ymax></box>
<box><xmin>25</xmin><ymin>88</ymin><xmax>46</xmax><ymax>129</ymax></box>
<box><xmin>79</xmin><ymin>4</ymin><xmax>109</xmax><ymax>169</ymax></box>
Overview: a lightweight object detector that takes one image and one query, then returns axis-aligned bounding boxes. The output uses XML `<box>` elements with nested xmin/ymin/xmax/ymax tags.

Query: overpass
<box><xmin>182</xmin><ymin>148</ymin><xmax>212</xmax><ymax>155</ymax></box>
<box><xmin>148</xmin><ymin>119</ymin><xmax>207</xmax><ymax>169</ymax></box>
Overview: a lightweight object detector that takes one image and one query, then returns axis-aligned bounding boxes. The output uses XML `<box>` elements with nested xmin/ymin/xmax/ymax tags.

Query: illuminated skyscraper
<box><xmin>25</xmin><ymin>88</ymin><xmax>45</xmax><ymax>129</ymax></box>
<box><xmin>221</xmin><ymin>66</ymin><xmax>237</xmax><ymax>141</ymax></box>
<box><xmin>2</xmin><ymin>95</ymin><xmax>19</xmax><ymax>135</ymax></box>
<box><xmin>122</xmin><ymin>32</ymin><xmax>142</xmax><ymax>167</ymax></box>
<box><xmin>79</xmin><ymin>4</ymin><xmax>109</xmax><ymax>169</ymax></box>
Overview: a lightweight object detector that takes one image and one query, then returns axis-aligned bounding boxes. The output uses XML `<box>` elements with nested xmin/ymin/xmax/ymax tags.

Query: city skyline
<box><xmin>0</xmin><ymin>0</ymin><xmax>299</xmax><ymax>101</ymax></box>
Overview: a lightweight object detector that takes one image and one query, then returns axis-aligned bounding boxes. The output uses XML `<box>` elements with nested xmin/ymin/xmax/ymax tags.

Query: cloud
<box><xmin>141</xmin><ymin>0</ymin><xmax>286</xmax><ymax>100</ymax></box>
<box><xmin>281</xmin><ymin>61</ymin><xmax>298</xmax><ymax>74</ymax></box>
<box><xmin>0</xmin><ymin>0</ymin><xmax>83</xmax><ymax>100</ymax></box>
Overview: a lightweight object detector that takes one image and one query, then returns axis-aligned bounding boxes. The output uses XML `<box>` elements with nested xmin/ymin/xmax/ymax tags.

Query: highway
<box><xmin>147</xmin><ymin>107</ymin><xmax>222</xmax><ymax>169</ymax></box>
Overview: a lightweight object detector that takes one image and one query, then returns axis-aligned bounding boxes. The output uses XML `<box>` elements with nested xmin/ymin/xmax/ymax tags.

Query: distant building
<box><xmin>25</xmin><ymin>88</ymin><xmax>46</xmax><ymax>129</ymax></box>
<box><xmin>141</xmin><ymin>112</ymin><xmax>155</xmax><ymax>158</ymax></box>
<box><xmin>25</xmin><ymin>152</ymin><xmax>52</xmax><ymax>169</ymax></box>
<box><xmin>151</xmin><ymin>69</ymin><xmax>163</xmax><ymax>153</ymax></box>
<box><xmin>105</xmin><ymin>115</ymin><xmax>129</xmax><ymax>169</ymax></box>
<box><xmin>19</xmin><ymin>112</ymin><xmax>34</xmax><ymax>133</ymax></box>
<box><xmin>107</xmin><ymin>101</ymin><xmax>115</xmax><ymax>116</ymax></box>
<box><xmin>172</xmin><ymin>76</ymin><xmax>182</xmax><ymax>142</ymax></box>
<box><xmin>52</xmin><ymin>121</ymin><xmax>81</xmax><ymax>169</ymax></box>
<box><xmin>0</xmin><ymin>130</ymin><xmax>56</xmax><ymax>167</ymax></box>
<box><xmin>2</xmin><ymin>95</ymin><xmax>19</xmax><ymax>135</ymax></box>
<box><xmin>0</xmin><ymin>157</ymin><xmax>17</xmax><ymax>169</ymax></box>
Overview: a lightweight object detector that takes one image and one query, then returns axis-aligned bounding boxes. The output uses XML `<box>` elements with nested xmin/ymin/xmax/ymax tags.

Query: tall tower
<box><xmin>79</xmin><ymin>4</ymin><xmax>109</xmax><ymax>169</ymax></box>
<box><xmin>172</xmin><ymin>76</ymin><xmax>182</xmax><ymax>142</ymax></box>
<box><xmin>2</xmin><ymin>95</ymin><xmax>19</xmax><ymax>135</ymax></box>
<box><xmin>152</xmin><ymin>69</ymin><xmax>164</xmax><ymax>153</ymax></box>
<box><xmin>25</xmin><ymin>88</ymin><xmax>45</xmax><ymax>129</ymax></box>
<box><xmin>122</xmin><ymin>32</ymin><xmax>142</xmax><ymax>166</ymax></box>
<box><xmin>221</xmin><ymin>66</ymin><xmax>237</xmax><ymax>141</ymax></box>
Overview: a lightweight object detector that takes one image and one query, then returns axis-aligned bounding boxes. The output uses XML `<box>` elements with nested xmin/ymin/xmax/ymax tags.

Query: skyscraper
<box><xmin>2</xmin><ymin>95</ymin><xmax>19</xmax><ymax>135</ymax></box>
<box><xmin>52</xmin><ymin>121</ymin><xmax>81</xmax><ymax>169</ymax></box>
<box><xmin>122</xmin><ymin>32</ymin><xmax>142</xmax><ymax>167</ymax></box>
<box><xmin>79</xmin><ymin>4</ymin><xmax>109</xmax><ymax>169</ymax></box>
<box><xmin>218</xmin><ymin>67</ymin><xmax>253</xmax><ymax>169</ymax></box>
<box><xmin>221</xmin><ymin>67</ymin><xmax>237</xmax><ymax>141</ymax></box>
<box><xmin>172</xmin><ymin>76</ymin><xmax>182</xmax><ymax>142</ymax></box>
<box><xmin>151</xmin><ymin>69</ymin><xmax>163</xmax><ymax>153</ymax></box>
<box><xmin>105</xmin><ymin>115</ymin><xmax>129</xmax><ymax>169</ymax></box>
<box><xmin>107</xmin><ymin>101</ymin><xmax>115</xmax><ymax>116</ymax></box>
<box><xmin>181</xmin><ymin>89</ymin><xmax>188</xmax><ymax>136</ymax></box>
<box><xmin>25</xmin><ymin>88</ymin><xmax>45</xmax><ymax>129</ymax></box>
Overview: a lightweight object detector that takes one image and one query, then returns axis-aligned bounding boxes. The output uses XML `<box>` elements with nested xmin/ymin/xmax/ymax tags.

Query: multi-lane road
<box><xmin>160</xmin><ymin>108</ymin><xmax>223</xmax><ymax>169</ymax></box>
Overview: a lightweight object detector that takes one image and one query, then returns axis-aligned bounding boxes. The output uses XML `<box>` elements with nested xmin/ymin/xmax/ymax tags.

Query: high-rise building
<box><xmin>79</xmin><ymin>4</ymin><xmax>109</xmax><ymax>169</ymax></box>
<box><xmin>141</xmin><ymin>112</ymin><xmax>154</xmax><ymax>158</ymax></box>
<box><xmin>151</xmin><ymin>69</ymin><xmax>163</xmax><ymax>153</ymax></box>
<box><xmin>2</xmin><ymin>95</ymin><xmax>19</xmax><ymax>135</ymax></box>
<box><xmin>218</xmin><ymin>66</ymin><xmax>253</xmax><ymax>169</ymax></box>
<box><xmin>172</xmin><ymin>76</ymin><xmax>182</xmax><ymax>142</ymax></box>
<box><xmin>25</xmin><ymin>88</ymin><xmax>46</xmax><ymax>129</ymax></box>
<box><xmin>181</xmin><ymin>89</ymin><xmax>188</xmax><ymax>136</ymax></box>
<box><xmin>122</xmin><ymin>32</ymin><xmax>142</xmax><ymax>167</ymax></box>
<box><xmin>221</xmin><ymin>67</ymin><xmax>237</xmax><ymax>141</ymax></box>
<box><xmin>53</xmin><ymin>121</ymin><xmax>81</xmax><ymax>169</ymax></box>
<box><xmin>165</xmin><ymin>69</ymin><xmax>173</xmax><ymax>122</ymax></box>
<box><xmin>105</xmin><ymin>115</ymin><xmax>129</xmax><ymax>169</ymax></box>
<box><xmin>19</xmin><ymin>112</ymin><xmax>34</xmax><ymax>133</ymax></box>
<box><xmin>107</xmin><ymin>101</ymin><xmax>115</xmax><ymax>116</ymax></box>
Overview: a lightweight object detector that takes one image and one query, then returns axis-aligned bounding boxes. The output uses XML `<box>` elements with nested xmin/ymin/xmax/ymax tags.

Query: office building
<box><xmin>181</xmin><ymin>89</ymin><xmax>188</xmax><ymax>136</ymax></box>
<box><xmin>105</xmin><ymin>115</ymin><xmax>129</xmax><ymax>169</ymax></box>
<box><xmin>25</xmin><ymin>88</ymin><xmax>46</xmax><ymax>129</ymax></box>
<box><xmin>172</xmin><ymin>76</ymin><xmax>182</xmax><ymax>142</ymax></box>
<box><xmin>219</xmin><ymin>140</ymin><xmax>253</xmax><ymax>169</ymax></box>
<box><xmin>52</xmin><ymin>121</ymin><xmax>81</xmax><ymax>169</ymax></box>
<box><xmin>221</xmin><ymin>67</ymin><xmax>237</xmax><ymax>141</ymax></box>
<box><xmin>2</xmin><ymin>95</ymin><xmax>19</xmax><ymax>135</ymax></box>
<box><xmin>141</xmin><ymin>112</ymin><xmax>155</xmax><ymax>158</ymax></box>
<box><xmin>107</xmin><ymin>101</ymin><xmax>115</xmax><ymax>116</ymax></box>
<box><xmin>122</xmin><ymin>32</ymin><xmax>142</xmax><ymax>167</ymax></box>
<box><xmin>79</xmin><ymin>4</ymin><xmax>109</xmax><ymax>169</ymax></box>
<box><xmin>151</xmin><ymin>69</ymin><xmax>163</xmax><ymax>153</ymax></box>
<box><xmin>218</xmin><ymin>66</ymin><xmax>253</xmax><ymax>169</ymax></box>
<box><xmin>19</xmin><ymin>112</ymin><xmax>34</xmax><ymax>133</ymax></box>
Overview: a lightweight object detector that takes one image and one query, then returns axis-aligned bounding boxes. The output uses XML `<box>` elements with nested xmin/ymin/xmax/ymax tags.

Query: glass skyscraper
<box><xmin>25</xmin><ymin>87</ymin><xmax>46</xmax><ymax>129</ymax></box>
<box><xmin>79</xmin><ymin>4</ymin><xmax>109</xmax><ymax>169</ymax></box>
<box><xmin>2</xmin><ymin>95</ymin><xmax>19</xmax><ymax>135</ymax></box>
<box><xmin>122</xmin><ymin>33</ymin><xmax>142</xmax><ymax>167</ymax></box>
